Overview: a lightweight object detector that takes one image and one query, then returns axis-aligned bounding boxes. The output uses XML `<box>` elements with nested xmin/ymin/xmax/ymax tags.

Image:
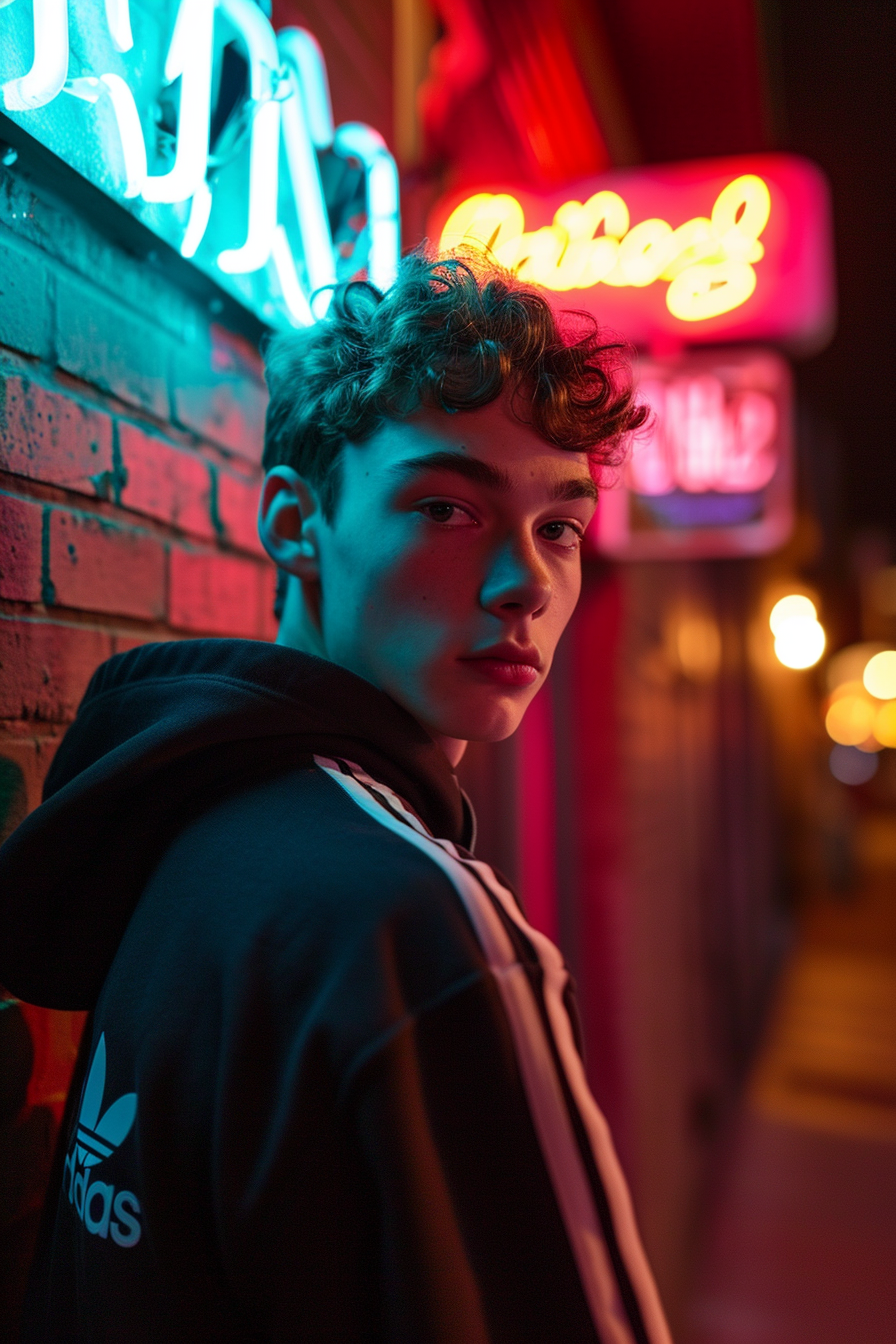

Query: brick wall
<box><xmin>0</xmin><ymin>157</ymin><xmax>272</xmax><ymax>1135</ymax></box>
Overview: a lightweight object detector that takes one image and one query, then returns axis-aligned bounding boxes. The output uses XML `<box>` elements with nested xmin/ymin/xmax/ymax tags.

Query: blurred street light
<box><xmin>863</xmin><ymin>650</ymin><xmax>896</xmax><ymax>701</ymax></box>
<box><xmin>770</xmin><ymin>594</ymin><xmax>826</xmax><ymax>669</ymax></box>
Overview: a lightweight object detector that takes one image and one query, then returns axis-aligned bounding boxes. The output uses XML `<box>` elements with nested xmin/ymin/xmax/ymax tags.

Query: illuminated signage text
<box><xmin>430</xmin><ymin>156</ymin><xmax>835</xmax><ymax>352</ymax></box>
<box><xmin>440</xmin><ymin>175</ymin><xmax>771</xmax><ymax>322</ymax></box>
<box><xmin>595</xmin><ymin>348</ymin><xmax>793</xmax><ymax>560</ymax></box>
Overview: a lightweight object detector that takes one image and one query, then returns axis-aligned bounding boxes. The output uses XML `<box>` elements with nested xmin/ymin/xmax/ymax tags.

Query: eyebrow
<box><xmin>386</xmin><ymin>450</ymin><xmax>598</xmax><ymax>504</ymax></box>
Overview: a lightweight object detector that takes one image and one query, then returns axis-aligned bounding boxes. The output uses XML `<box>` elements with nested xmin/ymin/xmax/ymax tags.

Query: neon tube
<box><xmin>278</xmin><ymin>26</ymin><xmax>334</xmax><ymax>149</ymax></box>
<box><xmin>3</xmin><ymin>0</ymin><xmax>69</xmax><ymax>111</ymax></box>
<box><xmin>180</xmin><ymin>177</ymin><xmax>213</xmax><ymax>257</ymax></box>
<box><xmin>216</xmin><ymin>0</ymin><xmax>281</xmax><ymax>274</ymax></box>
<box><xmin>277</xmin><ymin>33</ymin><xmax>337</xmax><ymax>314</ymax></box>
<box><xmin>63</xmin><ymin>73</ymin><xmax>147</xmax><ymax>197</ymax></box>
<box><xmin>440</xmin><ymin>175</ymin><xmax>772</xmax><ymax>321</ymax></box>
<box><xmin>105</xmin><ymin>0</ymin><xmax>134</xmax><ymax>53</ymax></box>
<box><xmin>332</xmin><ymin>122</ymin><xmax>400</xmax><ymax>292</ymax></box>
<box><xmin>271</xmin><ymin>225</ymin><xmax>315</xmax><ymax>326</ymax></box>
<box><xmin>100</xmin><ymin>74</ymin><xmax>146</xmax><ymax>197</ymax></box>
<box><xmin>141</xmin><ymin>0</ymin><xmax>215</xmax><ymax>205</ymax></box>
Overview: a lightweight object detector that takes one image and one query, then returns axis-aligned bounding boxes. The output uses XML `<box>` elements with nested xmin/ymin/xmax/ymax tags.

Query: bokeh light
<box><xmin>863</xmin><ymin>649</ymin><xmax>896</xmax><ymax>700</ymax></box>
<box><xmin>874</xmin><ymin>701</ymin><xmax>896</xmax><ymax>748</ymax></box>
<box><xmin>769</xmin><ymin>594</ymin><xmax>817</xmax><ymax>635</ymax></box>
<box><xmin>768</xmin><ymin>594</ymin><xmax>825</xmax><ymax>669</ymax></box>
<box><xmin>829</xmin><ymin>744</ymin><xmax>879</xmax><ymax>786</ymax></box>
<box><xmin>773</xmin><ymin>619</ymin><xmax>826</xmax><ymax>669</ymax></box>
<box><xmin>825</xmin><ymin>695</ymin><xmax>876</xmax><ymax>746</ymax></box>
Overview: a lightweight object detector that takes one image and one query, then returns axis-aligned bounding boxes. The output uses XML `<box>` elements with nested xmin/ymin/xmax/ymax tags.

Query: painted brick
<box><xmin>0</xmin><ymin>375</ymin><xmax>115</xmax><ymax>497</ymax></box>
<box><xmin>117</xmin><ymin>421</ymin><xmax>215</xmax><ymax>539</ymax></box>
<box><xmin>171</xmin><ymin>325</ymin><xmax>267</xmax><ymax>462</ymax></box>
<box><xmin>0</xmin><ymin>493</ymin><xmax>42</xmax><ymax>602</ymax></box>
<box><xmin>47</xmin><ymin>509</ymin><xmax>166</xmax><ymax>621</ymax></box>
<box><xmin>55</xmin><ymin>274</ymin><xmax>170</xmax><ymax>420</ymax></box>
<box><xmin>214</xmin><ymin>465</ymin><xmax>265</xmax><ymax>556</ymax></box>
<box><xmin>0</xmin><ymin>616</ymin><xmax>112</xmax><ymax>721</ymax></box>
<box><xmin>169</xmin><ymin>548</ymin><xmax>272</xmax><ymax>638</ymax></box>
<box><xmin>0</xmin><ymin>232</ymin><xmax>52</xmax><ymax>360</ymax></box>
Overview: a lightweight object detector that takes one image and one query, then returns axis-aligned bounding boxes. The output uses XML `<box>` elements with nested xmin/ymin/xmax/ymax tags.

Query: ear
<box><xmin>257</xmin><ymin>466</ymin><xmax>323</xmax><ymax>580</ymax></box>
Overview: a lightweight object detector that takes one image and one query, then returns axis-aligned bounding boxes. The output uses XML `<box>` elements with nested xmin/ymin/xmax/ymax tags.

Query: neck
<box><xmin>275</xmin><ymin>574</ymin><xmax>468</xmax><ymax>768</ymax></box>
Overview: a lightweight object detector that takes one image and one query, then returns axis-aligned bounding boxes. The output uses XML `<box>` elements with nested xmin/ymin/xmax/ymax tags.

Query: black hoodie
<box><xmin>0</xmin><ymin>639</ymin><xmax>670</xmax><ymax>1344</ymax></box>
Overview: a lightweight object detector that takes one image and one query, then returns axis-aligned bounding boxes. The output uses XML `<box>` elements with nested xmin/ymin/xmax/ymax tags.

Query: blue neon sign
<box><xmin>0</xmin><ymin>0</ymin><xmax>401</xmax><ymax>328</ymax></box>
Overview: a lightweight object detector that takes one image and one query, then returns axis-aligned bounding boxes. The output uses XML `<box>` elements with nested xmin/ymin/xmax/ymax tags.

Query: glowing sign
<box><xmin>0</xmin><ymin>0</ymin><xmax>401</xmax><ymax>329</ymax></box>
<box><xmin>595</xmin><ymin>348</ymin><xmax>793</xmax><ymax>560</ymax></box>
<box><xmin>430</xmin><ymin>156</ymin><xmax>835</xmax><ymax>352</ymax></box>
<box><xmin>441</xmin><ymin>175</ymin><xmax>770</xmax><ymax>323</ymax></box>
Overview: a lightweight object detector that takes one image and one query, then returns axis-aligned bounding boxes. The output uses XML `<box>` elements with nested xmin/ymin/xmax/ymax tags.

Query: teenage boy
<box><xmin>0</xmin><ymin>255</ymin><xmax>671</xmax><ymax>1343</ymax></box>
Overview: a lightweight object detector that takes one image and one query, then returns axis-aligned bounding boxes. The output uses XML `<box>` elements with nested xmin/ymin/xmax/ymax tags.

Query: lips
<box><xmin>460</xmin><ymin>645</ymin><xmax>543</xmax><ymax>687</ymax></box>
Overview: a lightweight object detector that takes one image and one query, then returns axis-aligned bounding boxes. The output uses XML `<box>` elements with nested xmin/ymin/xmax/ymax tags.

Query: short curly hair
<box><xmin>262</xmin><ymin>250</ymin><xmax>647</xmax><ymax>520</ymax></box>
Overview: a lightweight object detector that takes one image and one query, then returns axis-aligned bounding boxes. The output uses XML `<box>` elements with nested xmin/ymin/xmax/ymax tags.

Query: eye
<box><xmin>420</xmin><ymin>501</ymin><xmax>477</xmax><ymax>527</ymax></box>
<box><xmin>540</xmin><ymin>520</ymin><xmax>584</xmax><ymax>548</ymax></box>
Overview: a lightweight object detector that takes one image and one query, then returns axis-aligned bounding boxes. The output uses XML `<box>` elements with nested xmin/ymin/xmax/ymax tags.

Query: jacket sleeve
<box><xmin>341</xmin><ymin>971</ymin><xmax>603</xmax><ymax>1344</ymax></box>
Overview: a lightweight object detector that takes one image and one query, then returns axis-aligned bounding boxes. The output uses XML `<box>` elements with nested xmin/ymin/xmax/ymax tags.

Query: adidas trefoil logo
<box><xmin>63</xmin><ymin>1033</ymin><xmax>142</xmax><ymax>1248</ymax></box>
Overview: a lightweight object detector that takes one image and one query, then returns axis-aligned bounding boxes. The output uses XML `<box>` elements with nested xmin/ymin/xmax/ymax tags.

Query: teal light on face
<box><xmin>0</xmin><ymin>0</ymin><xmax>401</xmax><ymax>329</ymax></box>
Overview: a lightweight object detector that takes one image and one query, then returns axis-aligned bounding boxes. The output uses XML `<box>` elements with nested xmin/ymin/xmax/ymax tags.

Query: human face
<box><xmin>309</xmin><ymin>397</ymin><xmax>597</xmax><ymax>748</ymax></box>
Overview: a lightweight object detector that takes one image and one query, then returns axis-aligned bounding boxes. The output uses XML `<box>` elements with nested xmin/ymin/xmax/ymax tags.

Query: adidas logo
<box><xmin>63</xmin><ymin>1033</ymin><xmax>142</xmax><ymax>1249</ymax></box>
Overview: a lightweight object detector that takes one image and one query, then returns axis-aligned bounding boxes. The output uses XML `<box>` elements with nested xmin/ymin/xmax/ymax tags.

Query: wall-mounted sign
<box><xmin>431</xmin><ymin>155</ymin><xmax>834</xmax><ymax>354</ymax></box>
<box><xmin>0</xmin><ymin>0</ymin><xmax>400</xmax><ymax>329</ymax></box>
<box><xmin>594</xmin><ymin>348</ymin><xmax>793</xmax><ymax>559</ymax></box>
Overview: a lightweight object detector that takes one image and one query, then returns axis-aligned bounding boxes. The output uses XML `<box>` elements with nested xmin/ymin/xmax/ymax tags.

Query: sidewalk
<box><xmin>687</xmin><ymin>809</ymin><xmax>896</xmax><ymax>1344</ymax></box>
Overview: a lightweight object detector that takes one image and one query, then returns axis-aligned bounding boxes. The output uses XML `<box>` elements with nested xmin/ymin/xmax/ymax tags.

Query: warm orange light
<box><xmin>768</xmin><ymin>594</ymin><xmax>825</xmax><ymax>669</ymax></box>
<box><xmin>825</xmin><ymin>696</ymin><xmax>876</xmax><ymax>746</ymax></box>
<box><xmin>440</xmin><ymin>175</ymin><xmax>771</xmax><ymax>322</ymax></box>
<box><xmin>863</xmin><ymin>649</ymin><xmax>896</xmax><ymax>701</ymax></box>
<box><xmin>769</xmin><ymin>594</ymin><xmax>816</xmax><ymax>636</ymax></box>
<box><xmin>874</xmin><ymin>701</ymin><xmax>896</xmax><ymax>748</ymax></box>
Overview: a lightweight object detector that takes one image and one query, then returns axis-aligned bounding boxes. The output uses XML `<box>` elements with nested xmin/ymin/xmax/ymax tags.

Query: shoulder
<box><xmin>122</xmin><ymin>762</ymin><xmax>487</xmax><ymax>1025</ymax></box>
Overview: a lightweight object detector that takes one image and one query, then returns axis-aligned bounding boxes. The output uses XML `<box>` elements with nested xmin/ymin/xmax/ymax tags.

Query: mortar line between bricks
<box><xmin>2</xmin><ymin>357</ymin><xmax>265</xmax><ymax>470</ymax></box>
<box><xmin>0</xmin><ymin>473</ymin><xmax>266</xmax><ymax>557</ymax></box>
<box><xmin>0</xmin><ymin>607</ymin><xmax>183</xmax><ymax>639</ymax></box>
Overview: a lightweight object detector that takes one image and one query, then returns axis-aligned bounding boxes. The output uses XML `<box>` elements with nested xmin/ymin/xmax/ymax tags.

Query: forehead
<box><xmin>348</xmin><ymin>398</ymin><xmax>595</xmax><ymax>494</ymax></box>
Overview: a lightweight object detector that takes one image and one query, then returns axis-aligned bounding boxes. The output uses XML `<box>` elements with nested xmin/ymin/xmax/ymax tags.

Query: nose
<box><xmin>480</xmin><ymin>534</ymin><xmax>551</xmax><ymax>619</ymax></box>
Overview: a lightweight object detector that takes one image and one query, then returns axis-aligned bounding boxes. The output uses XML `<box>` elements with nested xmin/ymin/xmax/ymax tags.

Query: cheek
<box><xmin>370</xmin><ymin>541</ymin><xmax>475</xmax><ymax>616</ymax></box>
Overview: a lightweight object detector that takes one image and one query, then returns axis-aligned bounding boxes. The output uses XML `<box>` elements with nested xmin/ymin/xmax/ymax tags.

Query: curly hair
<box><xmin>262</xmin><ymin>250</ymin><xmax>647</xmax><ymax>520</ymax></box>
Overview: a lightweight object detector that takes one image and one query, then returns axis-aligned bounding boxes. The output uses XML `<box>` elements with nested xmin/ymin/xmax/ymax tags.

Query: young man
<box><xmin>0</xmin><ymin>256</ymin><xmax>670</xmax><ymax>1342</ymax></box>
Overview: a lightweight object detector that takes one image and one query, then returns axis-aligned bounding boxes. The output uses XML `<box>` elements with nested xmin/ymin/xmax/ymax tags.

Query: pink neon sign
<box><xmin>430</xmin><ymin>154</ymin><xmax>835</xmax><ymax>353</ymax></box>
<box><xmin>594</xmin><ymin>348</ymin><xmax>793</xmax><ymax>560</ymax></box>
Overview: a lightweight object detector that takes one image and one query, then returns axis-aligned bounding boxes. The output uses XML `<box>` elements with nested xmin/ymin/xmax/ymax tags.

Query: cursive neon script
<box><xmin>439</xmin><ymin>176</ymin><xmax>771</xmax><ymax>322</ymax></box>
<box><xmin>2</xmin><ymin>0</ymin><xmax>400</xmax><ymax>325</ymax></box>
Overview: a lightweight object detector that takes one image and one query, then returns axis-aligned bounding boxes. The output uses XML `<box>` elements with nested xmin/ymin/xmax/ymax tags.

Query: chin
<box><xmin>430</xmin><ymin>693</ymin><xmax>531</xmax><ymax>744</ymax></box>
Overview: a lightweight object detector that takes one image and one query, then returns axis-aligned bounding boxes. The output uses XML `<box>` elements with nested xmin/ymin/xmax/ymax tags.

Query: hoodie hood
<box><xmin>0</xmin><ymin>638</ymin><xmax>470</xmax><ymax>1010</ymax></box>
